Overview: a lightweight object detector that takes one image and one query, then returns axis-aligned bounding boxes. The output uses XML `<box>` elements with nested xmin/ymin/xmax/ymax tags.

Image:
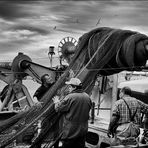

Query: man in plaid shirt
<box><xmin>107</xmin><ymin>86</ymin><xmax>148</xmax><ymax>146</ymax></box>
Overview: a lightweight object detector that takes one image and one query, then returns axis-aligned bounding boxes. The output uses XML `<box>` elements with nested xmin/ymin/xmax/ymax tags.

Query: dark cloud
<box><xmin>0</xmin><ymin>1</ymin><xmax>39</xmax><ymax>20</ymax></box>
<box><xmin>11</xmin><ymin>25</ymin><xmax>50</xmax><ymax>36</ymax></box>
<box><xmin>0</xmin><ymin>2</ymin><xmax>28</xmax><ymax>20</ymax></box>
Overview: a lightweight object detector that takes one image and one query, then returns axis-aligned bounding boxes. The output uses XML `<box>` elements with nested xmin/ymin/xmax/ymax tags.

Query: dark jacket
<box><xmin>33</xmin><ymin>84</ymin><xmax>53</xmax><ymax>101</ymax></box>
<box><xmin>56</xmin><ymin>89</ymin><xmax>92</xmax><ymax>140</ymax></box>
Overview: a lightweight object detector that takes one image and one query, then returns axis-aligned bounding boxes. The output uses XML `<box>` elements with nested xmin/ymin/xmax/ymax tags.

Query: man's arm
<box><xmin>107</xmin><ymin>114</ymin><xmax>119</xmax><ymax>138</ymax></box>
<box><xmin>33</xmin><ymin>86</ymin><xmax>41</xmax><ymax>99</ymax></box>
<box><xmin>107</xmin><ymin>102</ymin><xmax>120</xmax><ymax>138</ymax></box>
<box><xmin>54</xmin><ymin>95</ymin><xmax>72</xmax><ymax>113</ymax></box>
<box><xmin>138</xmin><ymin>100</ymin><xmax>148</xmax><ymax>114</ymax></box>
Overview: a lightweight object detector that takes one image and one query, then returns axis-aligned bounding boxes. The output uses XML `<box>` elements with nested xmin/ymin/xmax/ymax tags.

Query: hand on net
<box><xmin>33</xmin><ymin>101</ymin><xmax>43</xmax><ymax>108</ymax></box>
<box><xmin>52</xmin><ymin>96</ymin><xmax>60</xmax><ymax>104</ymax></box>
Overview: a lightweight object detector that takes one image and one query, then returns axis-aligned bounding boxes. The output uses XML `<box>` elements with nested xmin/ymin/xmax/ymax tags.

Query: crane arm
<box><xmin>19</xmin><ymin>60</ymin><xmax>56</xmax><ymax>84</ymax></box>
<box><xmin>11</xmin><ymin>52</ymin><xmax>57</xmax><ymax>84</ymax></box>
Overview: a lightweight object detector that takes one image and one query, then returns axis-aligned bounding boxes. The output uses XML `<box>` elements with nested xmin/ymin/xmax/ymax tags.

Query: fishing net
<box><xmin>0</xmin><ymin>27</ymin><xmax>148</xmax><ymax>147</ymax></box>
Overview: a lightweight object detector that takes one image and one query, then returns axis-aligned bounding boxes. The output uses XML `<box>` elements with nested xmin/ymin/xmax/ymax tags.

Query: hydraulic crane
<box><xmin>0</xmin><ymin>52</ymin><xmax>57</xmax><ymax>114</ymax></box>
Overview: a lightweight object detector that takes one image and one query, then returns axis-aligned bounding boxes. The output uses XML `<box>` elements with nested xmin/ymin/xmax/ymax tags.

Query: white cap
<box><xmin>65</xmin><ymin>78</ymin><xmax>82</xmax><ymax>86</ymax></box>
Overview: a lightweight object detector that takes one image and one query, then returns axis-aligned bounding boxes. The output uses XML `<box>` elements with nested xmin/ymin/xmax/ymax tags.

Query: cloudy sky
<box><xmin>0</xmin><ymin>0</ymin><xmax>148</xmax><ymax>67</ymax></box>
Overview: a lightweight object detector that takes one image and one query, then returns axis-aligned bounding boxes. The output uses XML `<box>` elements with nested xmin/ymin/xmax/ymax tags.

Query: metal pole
<box><xmin>50</xmin><ymin>55</ymin><xmax>53</xmax><ymax>67</ymax></box>
<box><xmin>48</xmin><ymin>46</ymin><xmax>55</xmax><ymax>68</ymax></box>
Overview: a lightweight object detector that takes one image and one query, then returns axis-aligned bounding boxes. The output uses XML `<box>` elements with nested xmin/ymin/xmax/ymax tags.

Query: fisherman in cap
<box><xmin>54</xmin><ymin>77</ymin><xmax>92</xmax><ymax>148</ymax></box>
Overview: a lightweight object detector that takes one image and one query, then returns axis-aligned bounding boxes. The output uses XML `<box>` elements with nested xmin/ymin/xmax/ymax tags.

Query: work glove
<box><xmin>52</xmin><ymin>95</ymin><xmax>60</xmax><ymax>104</ymax></box>
<box><xmin>52</xmin><ymin>96</ymin><xmax>60</xmax><ymax>111</ymax></box>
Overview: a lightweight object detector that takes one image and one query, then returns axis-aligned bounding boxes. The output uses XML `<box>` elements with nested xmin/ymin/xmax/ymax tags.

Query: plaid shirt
<box><xmin>112</xmin><ymin>96</ymin><xmax>148</xmax><ymax>125</ymax></box>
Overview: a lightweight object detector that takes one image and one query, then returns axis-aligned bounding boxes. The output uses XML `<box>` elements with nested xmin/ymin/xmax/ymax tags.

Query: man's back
<box><xmin>65</xmin><ymin>92</ymin><xmax>91</xmax><ymax>122</ymax></box>
<box><xmin>56</xmin><ymin>90</ymin><xmax>92</xmax><ymax>139</ymax></box>
<box><xmin>108</xmin><ymin>87</ymin><xmax>148</xmax><ymax>146</ymax></box>
<box><xmin>113</xmin><ymin>96</ymin><xmax>141</xmax><ymax>125</ymax></box>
